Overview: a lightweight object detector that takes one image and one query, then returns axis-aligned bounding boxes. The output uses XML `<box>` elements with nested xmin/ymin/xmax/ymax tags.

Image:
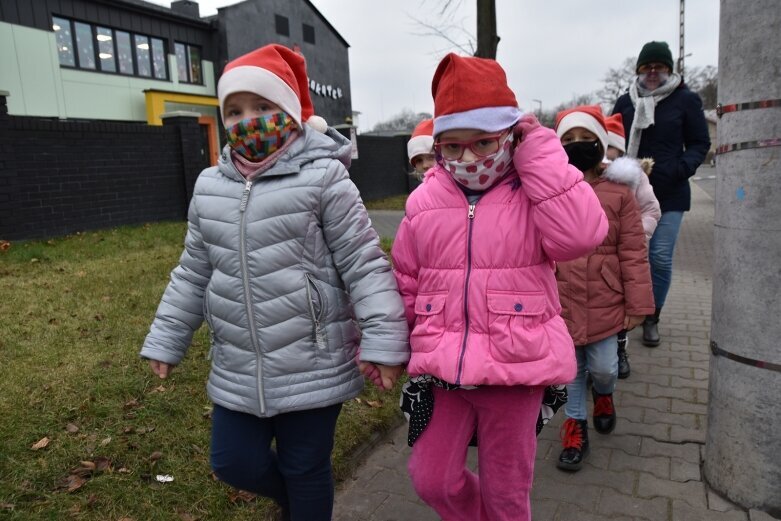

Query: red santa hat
<box><xmin>431</xmin><ymin>53</ymin><xmax>522</xmax><ymax>136</ymax></box>
<box><xmin>217</xmin><ymin>44</ymin><xmax>327</xmax><ymax>132</ymax></box>
<box><xmin>407</xmin><ymin>118</ymin><xmax>434</xmax><ymax>165</ymax></box>
<box><xmin>555</xmin><ymin>104</ymin><xmax>608</xmax><ymax>153</ymax></box>
<box><xmin>605</xmin><ymin>113</ymin><xmax>626</xmax><ymax>153</ymax></box>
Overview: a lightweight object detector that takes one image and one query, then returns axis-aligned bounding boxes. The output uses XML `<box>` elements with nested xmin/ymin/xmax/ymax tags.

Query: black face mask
<box><xmin>563</xmin><ymin>140</ymin><xmax>603</xmax><ymax>172</ymax></box>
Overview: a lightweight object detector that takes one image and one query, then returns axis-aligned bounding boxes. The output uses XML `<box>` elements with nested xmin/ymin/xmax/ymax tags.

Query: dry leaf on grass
<box><xmin>228</xmin><ymin>490</ymin><xmax>257</xmax><ymax>503</ymax></box>
<box><xmin>178</xmin><ymin>512</ymin><xmax>198</xmax><ymax>521</ymax></box>
<box><xmin>0</xmin><ymin>503</ymin><xmax>14</xmax><ymax>510</ymax></box>
<box><xmin>100</xmin><ymin>437</ymin><xmax>112</xmax><ymax>447</ymax></box>
<box><xmin>149</xmin><ymin>451</ymin><xmax>163</xmax><ymax>462</ymax></box>
<box><xmin>365</xmin><ymin>400</ymin><xmax>383</xmax><ymax>408</ymax></box>
<box><xmin>31</xmin><ymin>437</ymin><xmax>50</xmax><ymax>450</ymax></box>
<box><xmin>65</xmin><ymin>423</ymin><xmax>80</xmax><ymax>434</ymax></box>
<box><xmin>61</xmin><ymin>474</ymin><xmax>87</xmax><ymax>493</ymax></box>
<box><xmin>0</xmin><ymin>241</ymin><xmax>11</xmax><ymax>251</ymax></box>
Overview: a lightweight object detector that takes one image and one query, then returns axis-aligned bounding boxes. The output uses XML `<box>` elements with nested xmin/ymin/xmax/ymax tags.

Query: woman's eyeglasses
<box><xmin>638</xmin><ymin>63</ymin><xmax>670</xmax><ymax>74</ymax></box>
<box><xmin>434</xmin><ymin>133</ymin><xmax>506</xmax><ymax>161</ymax></box>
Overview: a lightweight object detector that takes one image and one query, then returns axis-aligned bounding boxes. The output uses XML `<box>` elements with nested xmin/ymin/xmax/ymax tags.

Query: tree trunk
<box><xmin>474</xmin><ymin>0</ymin><xmax>499</xmax><ymax>59</ymax></box>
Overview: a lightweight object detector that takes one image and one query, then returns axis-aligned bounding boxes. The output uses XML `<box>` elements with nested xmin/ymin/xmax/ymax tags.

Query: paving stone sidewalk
<box><xmin>338</xmin><ymin>183</ymin><xmax>776</xmax><ymax>521</ymax></box>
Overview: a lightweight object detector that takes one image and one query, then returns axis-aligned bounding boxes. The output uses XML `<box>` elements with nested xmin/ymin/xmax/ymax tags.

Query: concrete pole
<box><xmin>704</xmin><ymin>0</ymin><xmax>781</xmax><ymax>515</ymax></box>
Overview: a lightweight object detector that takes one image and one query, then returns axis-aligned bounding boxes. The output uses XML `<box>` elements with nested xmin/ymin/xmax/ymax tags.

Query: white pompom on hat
<box><xmin>407</xmin><ymin>118</ymin><xmax>434</xmax><ymax>165</ymax></box>
<box><xmin>217</xmin><ymin>44</ymin><xmax>327</xmax><ymax>132</ymax></box>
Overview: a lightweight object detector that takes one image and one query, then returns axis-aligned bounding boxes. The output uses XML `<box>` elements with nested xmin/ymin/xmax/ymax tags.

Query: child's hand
<box><xmin>513</xmin><ymin>113</ymin><xmax>541</xmax><ymax>143</ymax></box>
<box><xmin>624</xmin><ymin>315</ymin><xmax>645</xmax><ymax>331</ymax></box>
<box><xmin>358</xmin><ymin>362</ymin><xmax>404</xmax><ymax>391</ymax></box>
<box><xmin>148</xmin><ymin>359</ymin><xmax>173</xmax><ymax>379</ymax></box>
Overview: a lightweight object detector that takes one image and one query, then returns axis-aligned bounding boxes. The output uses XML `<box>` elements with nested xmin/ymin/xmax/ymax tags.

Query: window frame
<box><xmin>302</xmin><ymin>23</ymin><xmax>315</xmax><ymax>44</ymax></box>
<box><xmin>174</xmin><ymin>41</ymin><xmax>203</xmax><ymax>85</ymax></box>
<box><xmin>275</xmin><ymin>14</ymin><xmax>290</xmax><ymax>37</ymax></box>
<box><xmin>52</xmin><ymin>16</ymin><xmax>77</xmax><ymax>68</ymax></box>
<box><xmin>50</xmin><ymin>14</ymin><xmax>171</xmax><ymax>82</ymax></box>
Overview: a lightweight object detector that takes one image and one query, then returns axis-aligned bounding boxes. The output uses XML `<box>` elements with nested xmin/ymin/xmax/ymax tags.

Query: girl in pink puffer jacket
<box><xmin>391</xmin><ymin>53</ymin><xmax>608</xmax><ymax>521</ymax></box>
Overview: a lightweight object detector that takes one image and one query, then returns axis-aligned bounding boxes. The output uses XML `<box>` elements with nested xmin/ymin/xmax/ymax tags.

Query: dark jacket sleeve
<box><xmin>676</xmin><ymin>90</ymin><xmax>711</xmax><ymax>181</ymax></box>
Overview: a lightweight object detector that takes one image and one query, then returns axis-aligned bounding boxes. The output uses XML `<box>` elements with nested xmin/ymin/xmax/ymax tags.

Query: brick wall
<box><xmin>344</xmin><ymin>133</ymin><xmax>413</xmax><ymax>202</ymax></box>
<box><xmin>0</xmin><ymin>92</ymin><xmax>410</xmax><ymax>241</ymax></box>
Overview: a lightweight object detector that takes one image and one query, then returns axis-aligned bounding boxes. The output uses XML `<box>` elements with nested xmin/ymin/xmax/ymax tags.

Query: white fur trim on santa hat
<box><xmin>556</xmin><ymin>112</ymin><xmax>608</xmax><ymax>154</ymax></box>
<box><xmin>603</xmin><ymin>156</ymin><xmax>643</xmax><ymax>189</ymax></box>
<box><xmin>218</xmin><ymin>65</ymin><xmax>302</xmax><ymax>126</ymax></box>
<box><xmin>407</xmin><ymin>135</ymin><xmax>434</xmax><ymax>164</ymax></box>
<box><xmin>305</xmin><ymin>115</ymin><xmax>328</xmax><ymax>133</ymax></box>
<box><xmin>608</xmin><ymin>131</ymin><xmax>626</xmax><ymax>153</ymax></box>
<box><xmin>434</xmin><ymin>106</ymin><xmax>522</xmax><ymax>136</ymax></box>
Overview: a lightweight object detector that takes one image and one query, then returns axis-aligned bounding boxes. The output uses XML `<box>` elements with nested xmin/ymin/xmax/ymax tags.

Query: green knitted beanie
<box><xmin>636</xmin><ymin>41</ymin><xmax>674</xmax><ymax>72</ymax></box>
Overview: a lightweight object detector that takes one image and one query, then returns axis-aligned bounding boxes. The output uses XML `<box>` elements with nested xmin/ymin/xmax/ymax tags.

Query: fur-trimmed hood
<box><xmin>603</xmin><ymin>156</ymin><xmax>645</xmax><ymax>189</ymax></box>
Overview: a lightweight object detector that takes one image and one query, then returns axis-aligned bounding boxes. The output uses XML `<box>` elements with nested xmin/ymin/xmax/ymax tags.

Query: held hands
<box><xmin>358</xmin><ymin>362</ymin><xmax>404</xmax><ymax>391</ymax></box>
<box><xmin>624</xmin><ymin>315</ymin><xmax>645</xmax><ymax>331</ymax></box>
<box><xmin>148</xmin><ymin>359</ymin><xmax>173</xmax><ymax>379</ymax></box>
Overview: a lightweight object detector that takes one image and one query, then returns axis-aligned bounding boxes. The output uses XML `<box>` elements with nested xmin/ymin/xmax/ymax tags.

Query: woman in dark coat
<box><xmin>612</xmin><ymin>41</ymin><xmax>710</xmax><ymax>347</ymax></box>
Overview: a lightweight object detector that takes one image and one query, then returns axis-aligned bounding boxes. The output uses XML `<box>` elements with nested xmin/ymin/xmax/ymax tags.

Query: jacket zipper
<box><xmin>239</xmin><ymin>179</ymin><xmax>266</xmax><ymax>415</ymax></box>
<box><xmin>456</xmin><ymin>203</ymin><xmax>476</xmax><ymax>385</ymax></box>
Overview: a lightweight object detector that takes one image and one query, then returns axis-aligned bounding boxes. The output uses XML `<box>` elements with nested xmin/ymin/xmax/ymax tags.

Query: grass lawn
<box><xmin>363</xmin><ymin>194</ymin><xmax>408</xmax><ymax>211</ymax></box>
<box><xmin>0</xmin><ymin>224</ymin><xmax>403</xmax><ymax>520</ymax></box>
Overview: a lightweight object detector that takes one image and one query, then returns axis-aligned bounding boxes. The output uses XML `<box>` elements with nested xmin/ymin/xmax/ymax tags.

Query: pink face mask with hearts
<box><xmin>440</xmin><ymin>133</ymin><xmax>514</xmax><ymax>191</ymax></box>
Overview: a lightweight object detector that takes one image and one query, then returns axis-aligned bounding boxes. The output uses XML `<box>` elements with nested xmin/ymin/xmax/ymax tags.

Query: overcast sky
<box><xmin>149</xmin><ymin>0</ymin><xmax>719</xmax><ymax>131</ymax></box>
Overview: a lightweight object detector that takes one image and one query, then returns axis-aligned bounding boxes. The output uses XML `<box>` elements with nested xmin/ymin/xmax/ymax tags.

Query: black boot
<box><xmin>591</xmin><ymin>387</ymin><xmax>617</xmax><ymax>434</ymax></box>
<box><xmin>557</xmin><ymin>418</ymin><xmax>589</xmax><ymax>471</ymax></box>
<box><xmin>617</xmin><ymin>333</ymin><xmax>630</xmax><ymax>379</ymax></box>
<box><xmin>642</xmin><ymin>308</ymin><xmax>661</xmax><ymax>347</ymax></box>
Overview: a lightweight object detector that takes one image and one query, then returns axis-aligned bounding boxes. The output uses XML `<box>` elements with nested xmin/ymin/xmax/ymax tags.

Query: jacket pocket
<box><xmin>410</xmin><ymin>292</ymin><xmax>447</xmax><ymax>353</ymax></box>
<box><xmin>600</xmin><ymin>263</ymin><xmax>624</xmax><ymax>294</ymax></box>
<box><xmin>305</xmin><ymin>273</ymin><xmax>328</xmax><ymax>349</ymax></box>
<box><xmin>203</xmin><ymin>289</ymin><xmax>218</xmax><ymax>362</ymax></box>
<box><xmin>487</xmin><ymin>291</ymin><xmax>548</xmax><ymax>363</ymax></box>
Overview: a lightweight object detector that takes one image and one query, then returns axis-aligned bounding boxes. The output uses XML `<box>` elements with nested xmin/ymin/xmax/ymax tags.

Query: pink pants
<box><xmin>408</xmin><ymin>385</ymin><xmax>543</xmax><ymax>521</ymax></box>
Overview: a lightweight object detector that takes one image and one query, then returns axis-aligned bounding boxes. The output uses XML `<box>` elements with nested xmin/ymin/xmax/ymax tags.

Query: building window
<box><xmin>116</xmin><ymin>31</ymin><xmax>133</xmax><ymax>75</ymax></box>
<box><xmin>302</xmin><ymin>23</ymin><xmax>315</xmax><ymax>44</ymax></box>
<box><xmin>275</xmin><ymin>15</ymin><xmax>289</xmax><ymax>36</ymax></box>
<box><xmin>96</xmin><ymin>26</ymin><xmax>116</xmax><ymax>73</ymax></box>
<box><xmin>151</xmin><ymin>38</ymin><xmax>167</xmax><ymax>80</ymax></box>
<box><xmin>74</xmin><ymin>21</ymin><xmax>96</xmax><ymax>69</ymax></box>
<box><xmin>51</xmin><ymin>15</ymin><xmax>172</xmax><ymax>81</ymax></box>
<box><xmin>52</xmin><ymin>17</ymin><xmax>75</xmax><ymax>66</ymax></box>
<box><xmin>175</xmin><ymin>42</ymin><xmax>203</xmax><ymax>84</ymax></box>
<box><xmin>134</xmin><ymin>35</ymin><xmax>151</xmax><ymax>77</ymax></box>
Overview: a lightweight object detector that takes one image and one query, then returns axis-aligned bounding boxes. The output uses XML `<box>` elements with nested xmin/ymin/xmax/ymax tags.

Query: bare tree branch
<box><xmin>408</xmin><ymin>13</ymin><xmax>475</xmax><ymax>55</ymax></box>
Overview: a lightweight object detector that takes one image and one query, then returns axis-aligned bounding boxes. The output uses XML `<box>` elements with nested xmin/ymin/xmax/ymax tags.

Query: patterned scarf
<box><xmin>225</xmin><ymin>112</ymin><xmax>297</xmax><ymax>163</ymax></box>
<box><xmin>626</xmin><ymin>73</ymin><xmax>682</xmax><ymax>158</ymax></box>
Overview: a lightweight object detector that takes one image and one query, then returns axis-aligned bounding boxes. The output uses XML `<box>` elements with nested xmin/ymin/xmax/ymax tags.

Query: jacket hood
<box><xmin>217</xmin><ymin>126</ymin><xmax>352</xmax><ymax>182</ymax></box>
<box><xmin>603</xmin><ymin>156</ymin><xmax>645</xmax><ymax>189</ymax></box>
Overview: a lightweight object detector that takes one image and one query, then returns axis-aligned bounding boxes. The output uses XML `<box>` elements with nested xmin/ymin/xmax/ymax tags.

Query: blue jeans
<box><xmin>565</xmin><ymin>335</ymin><xmax>618</xmax><ymax>421</ymax></box>
<box><xmin>210</xmin><ymin>403</ymin><xmax>342</xmax><ymax>521</ymax></box>
<box><xmin>648</xmin><ymin>211</ymin><xmax>684</xmax><ymax>310</ymax></box>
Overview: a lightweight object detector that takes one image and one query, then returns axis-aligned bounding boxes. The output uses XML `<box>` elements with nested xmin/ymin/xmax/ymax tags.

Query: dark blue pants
<box><xmin>210</xmin><ymin>403</ymin><xmax>342</xmax><ymax>521</ymax></box>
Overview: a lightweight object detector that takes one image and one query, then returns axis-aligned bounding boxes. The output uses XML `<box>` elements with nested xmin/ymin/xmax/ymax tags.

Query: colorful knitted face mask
<box><xmin>225</xmin><ymin>112</ymin><xmax>297</xmax><ymax>162</ymax></box>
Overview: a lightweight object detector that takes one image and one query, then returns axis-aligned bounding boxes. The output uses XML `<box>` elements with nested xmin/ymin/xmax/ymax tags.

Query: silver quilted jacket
<box><xmin>140</xmin><ymin>128</ymin><xmax>410</xmax><ymax>417</ymax></box>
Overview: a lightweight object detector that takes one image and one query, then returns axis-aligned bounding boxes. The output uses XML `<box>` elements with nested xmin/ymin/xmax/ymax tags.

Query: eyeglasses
<box><xmin>638</xmin><ymin>63</ymin><xmax>670</xmax><ymax>74</ymax></box>
<box><xmin>434</xmin><ymin>133</ymin><xmax>506</xmax><ymax>161</ymax></box>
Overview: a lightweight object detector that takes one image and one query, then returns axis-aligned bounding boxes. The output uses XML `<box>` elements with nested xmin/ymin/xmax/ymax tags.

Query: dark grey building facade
<box><xmin>215</xmin><ymin>0</ymin><xmax>352</xmax><ymax>126</ymax></box>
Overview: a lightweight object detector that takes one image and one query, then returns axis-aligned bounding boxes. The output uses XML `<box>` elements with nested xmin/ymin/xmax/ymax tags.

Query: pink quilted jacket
<box><xmin>391</xmin><ymin>125</ymin><xmax>608</xmax><ymax>387</ymax></box>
